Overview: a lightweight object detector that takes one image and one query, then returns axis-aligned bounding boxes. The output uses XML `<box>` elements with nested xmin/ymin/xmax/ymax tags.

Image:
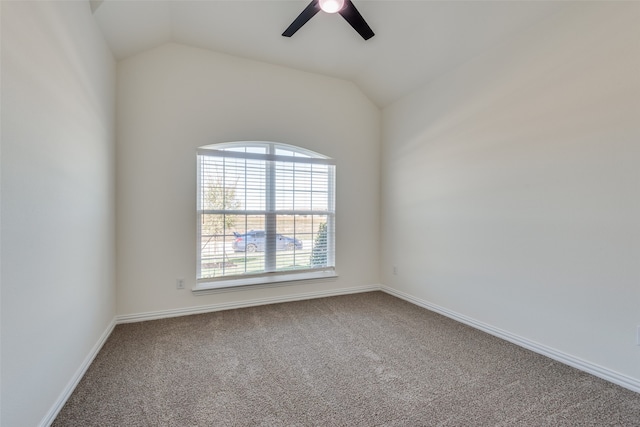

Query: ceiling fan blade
<box><xmin>339</xmin><ymin>0</ymin><xmax>375</xmax><ymax>40</ymax></box>
<box><xmin>282</xmin><ymin>0</ymin><xmax>321</xmax><ymax>37</ymax></box>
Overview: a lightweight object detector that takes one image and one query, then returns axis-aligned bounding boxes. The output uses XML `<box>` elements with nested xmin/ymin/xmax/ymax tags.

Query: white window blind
<box><xmin>196</xmin><ymin>142</ymin><xmax>335</xmax><ymax>285</ymax></box>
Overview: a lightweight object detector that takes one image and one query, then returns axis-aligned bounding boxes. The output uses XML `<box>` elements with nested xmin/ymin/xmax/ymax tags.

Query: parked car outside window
<box><xmin>232</xmin><ymin>230</ymin><xmax>303</xmax><ymax>253</ymax></box>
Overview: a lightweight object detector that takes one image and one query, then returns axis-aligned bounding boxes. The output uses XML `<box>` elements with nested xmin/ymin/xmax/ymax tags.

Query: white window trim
<box><xmin>192</xmin><ymin>269</ymin><xmax>338</xmax><ymax>295</ymax></box>
<box><xmin>196</xmin><ymin>141</ymin><xmax>336</xmax><ymax>289</ymax></box>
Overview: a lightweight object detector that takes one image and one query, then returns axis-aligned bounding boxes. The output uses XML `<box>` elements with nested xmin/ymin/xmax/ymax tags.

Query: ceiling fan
<box><xmin>282</xmin><ymin>0</ymin><xmax>375</xmax><ymax>40</ymax></box>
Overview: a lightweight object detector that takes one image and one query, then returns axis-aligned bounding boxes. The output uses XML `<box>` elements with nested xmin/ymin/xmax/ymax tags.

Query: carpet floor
<box><xmin>53</xmin><ymin>291</ymin><xmax>640</xmax><ymax>426</ymax></box>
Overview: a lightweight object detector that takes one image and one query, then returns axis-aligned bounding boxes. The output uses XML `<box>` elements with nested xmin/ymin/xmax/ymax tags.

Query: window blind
<box><xmin>197</xmin><ymin>142</ymin><xmax>336</xmax><ymax>282</ymax></box>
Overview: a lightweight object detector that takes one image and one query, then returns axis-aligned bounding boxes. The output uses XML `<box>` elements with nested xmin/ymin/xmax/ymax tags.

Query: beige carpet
<box><xmin>53</xmin><ymin>292</ymin><xmax>640</xmax><ymax>426</ymax></box>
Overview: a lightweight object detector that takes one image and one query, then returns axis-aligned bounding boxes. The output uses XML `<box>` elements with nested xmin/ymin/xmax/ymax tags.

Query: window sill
<box><xmin>192</xmin><ymin>269</ymin><xmax>338</xmax><ymax>295</ymax></box>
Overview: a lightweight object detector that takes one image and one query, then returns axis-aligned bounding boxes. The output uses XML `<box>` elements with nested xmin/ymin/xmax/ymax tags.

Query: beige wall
<box><xmin>116</xmin><ymin>43</ymin><xmax>381</xmax><ymax>316</ymax></box>
<box><xmin>382</xmin><ymin>3</ymin><xmax>640</xmax><ymax>384</ymax></box>
<box><xmin>1</xmin><ymin>2</ymin><xmax>116</xmax><ymax>425</ymax></box>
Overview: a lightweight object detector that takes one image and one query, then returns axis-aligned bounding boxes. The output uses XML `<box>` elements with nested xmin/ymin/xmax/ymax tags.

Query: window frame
<box><xmin>194</xmin><ymin>141</ymin><xmax>337</xmax><ymax>293</ymax></box>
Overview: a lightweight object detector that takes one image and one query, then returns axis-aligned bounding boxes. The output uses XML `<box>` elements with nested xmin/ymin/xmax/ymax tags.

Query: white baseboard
<box><xmin>45</xmin><ymin>283</ymin><xmax>636</xmax><ymax>427</ymax></box>
<box><xmin>40</xmin><ymin>318</ymin><xmax>117</xmax><ymax>427</ymax></box>
<box><xmin>380</xmin><ymin>285</ymin><xmax>640</xmax><ymax>394</ymax></box>
<box><xmin>116</xmin><ymin>284</ymin><xmax>382</xmax><ymax>324</ymax></box>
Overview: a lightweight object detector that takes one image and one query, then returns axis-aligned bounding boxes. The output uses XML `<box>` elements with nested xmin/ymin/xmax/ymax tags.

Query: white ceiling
<box><xmin>92</xmin><ymin>0</ymin><xmax>570</xmax><ymax>107</ymax></box>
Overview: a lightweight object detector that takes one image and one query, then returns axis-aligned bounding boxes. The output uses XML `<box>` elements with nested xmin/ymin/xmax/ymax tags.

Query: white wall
<box><xmin>1</xmin><ymin>2</ymin><xmax>116</xmax><ymax>426</ymax></box>
<box><xmin>116</xmin><ymin>43</ymin><xmax>380</xmax><ymax>316</ymax></box>
<box><xmin>382</xmin><ymin>3</ymin><xmax>640</xmax><ymax>385</ymax></box>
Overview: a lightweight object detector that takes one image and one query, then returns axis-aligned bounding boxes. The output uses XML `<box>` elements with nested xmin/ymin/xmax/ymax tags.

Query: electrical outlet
<box><xmin>637</xmin><ymin>325</ymin><xmax>640</xmax><ymax>346</ymax></box>
<box><xmin>393</xmin><ymin>265</ymin><xmax>397</xmax><ymax>275</ymax></box>
<box><xmin>176</xmin><ymin>278</ymin><xmax>185</xmax><ymax>290</ymax></box>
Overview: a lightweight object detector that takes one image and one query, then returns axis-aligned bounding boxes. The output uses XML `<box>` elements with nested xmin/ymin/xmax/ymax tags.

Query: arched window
<box><xmin>196</xmin><ymin>141</ymin><xmax>336</xmax><ymax>290</ymax></box>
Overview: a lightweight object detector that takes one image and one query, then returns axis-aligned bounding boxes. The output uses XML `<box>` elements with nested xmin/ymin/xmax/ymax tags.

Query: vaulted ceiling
<box><xmin>92</xmin><ymin>1</ymin><xmax>570</xmax><ymax>107</ymax></box>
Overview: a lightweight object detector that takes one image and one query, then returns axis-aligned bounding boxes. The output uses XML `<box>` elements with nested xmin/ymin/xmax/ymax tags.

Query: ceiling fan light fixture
<box><xmin>319</xmin><ymin>0</ymin><xmax>345</xmax><ymax>14</ymax></box>
<box><xmin>283</xmin><ymin>0</ymin><xmax>374</xmax><ymax>40</ymax></box>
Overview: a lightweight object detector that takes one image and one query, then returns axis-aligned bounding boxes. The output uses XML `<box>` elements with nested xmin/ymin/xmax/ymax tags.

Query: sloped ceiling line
<box><xmin>91</xmin><ymin>1</ymin><xmax>569</xmax><ymax>107</ymax></box>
